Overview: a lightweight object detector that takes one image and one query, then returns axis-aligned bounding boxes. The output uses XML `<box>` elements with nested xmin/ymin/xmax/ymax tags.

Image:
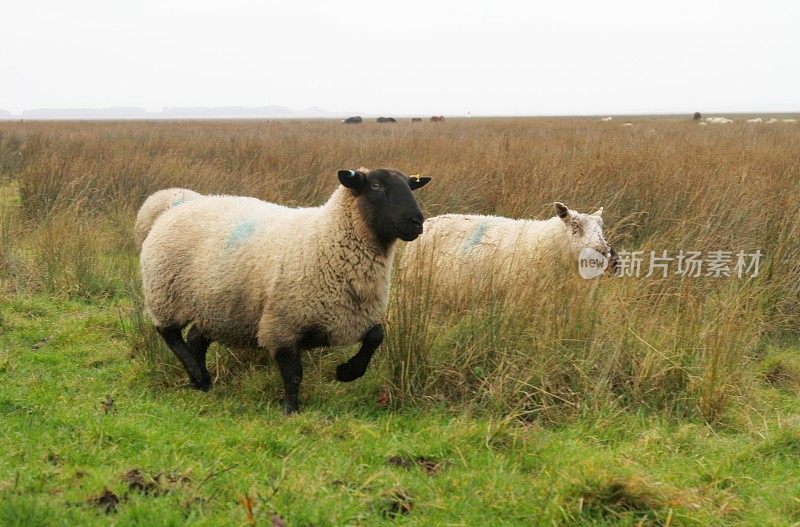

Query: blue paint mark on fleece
<box><xmin>462</xmin><ymin>222</ymin><xmax>490</xmax><ymax>252</ymax></box>
<box><xmin>170</xmin><ymin>198</ymin><xmax>187</xmax><ymax>208</ymax></box>
<box><xmin>225</xmin><ymin>219</ymin><xmax>258</xmax><ymax>250</ymax></box>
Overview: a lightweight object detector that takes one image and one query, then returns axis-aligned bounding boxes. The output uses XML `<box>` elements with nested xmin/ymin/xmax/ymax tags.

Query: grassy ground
<box><xmin>1</xmin><ymin>118</ymin><xmax>800</xmax><ymax>525</ymax></box>
<box><xmin>2</xmin><ymin>296</ymin><xmax>800</xmax><ymax>526</ymax></box>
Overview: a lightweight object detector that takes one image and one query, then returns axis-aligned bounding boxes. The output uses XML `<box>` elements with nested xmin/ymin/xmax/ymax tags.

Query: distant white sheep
<box><xmin>746</xmin><ymin>118</ymin><xmax>762</xmax><ymax>124</ymax></box>
<box><xmin>708</xmin><ymin>117</ymin><xmax>733</xmax><ymax>124</ymax></box>
<box><xmin>400</xmin><ymin>203</ymin><xmax>615</xmax><ymax>298</ymax></box>
<box><xmin>621</xmin><ymin>123</ymin><xmax>633</xmax><ymax>127</ymax></box>
<box><xmin>600</xmin><ymin>117</ymin><xmax>613</xmax><ymax>122</ymax></box>
<box><xmin>698</xmin><ymin>122</ymin><xmax>708</xmax><ymax>127</ymax></box>
<box><xmin>765</xmin><ymin>118</ymin><xmax>778</xmax><ymax>124</ymax></box>
<box><xmin>782</xmin><ymin>119</ymin><xmax>797</xmax><ymax>124</ymax></box>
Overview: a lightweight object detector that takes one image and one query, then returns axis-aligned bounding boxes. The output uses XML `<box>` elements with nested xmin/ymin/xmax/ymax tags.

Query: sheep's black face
<box><xmin>338</xmin><ymin>168</ymin><xmax>431</xmax><ymax>245</ymax></box>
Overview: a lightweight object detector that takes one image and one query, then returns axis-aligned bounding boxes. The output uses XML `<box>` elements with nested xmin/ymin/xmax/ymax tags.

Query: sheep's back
<box><xmin>140</xmin><ymin>195</ymin><xmax>318</xmax><ymax>346</ymax></box>
<box><xmin>133</xmin><ymin>188</ymin><xmax>203</xmax><ymax>251</ymax></box>
<box><xmin>406</xmin><ymin>214</ymin><xmax>530</xmax><ymax>265</ymax></box>
<box><xmin>401</xmin><ymin>214</ymin><xmax>563</xmax><ymax>296</ymax></box>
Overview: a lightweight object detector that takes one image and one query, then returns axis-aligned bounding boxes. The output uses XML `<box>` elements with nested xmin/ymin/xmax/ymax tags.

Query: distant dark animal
<box><xmin>411</xmin><ymin>118</ymin><xmax>422</xmax><ymax>122</ymax></box>
<box><xmin>430</xmin><ymin>116</ymin><xmax>445</xmax><ymax>122</ymax></box>
<box><xmin>342</xmin><ymin>116</ymin><xmax>363</xmax><ymax>124</ymax></box>
<box><xmin>377</xmin><ymin>117</ymin><xmax>397</xmax><ymax>123</ymax></box>
<box><xmin>693</xmin><ymin>112</ymin><xmax>702</xmax><ymax>121</ymax></box>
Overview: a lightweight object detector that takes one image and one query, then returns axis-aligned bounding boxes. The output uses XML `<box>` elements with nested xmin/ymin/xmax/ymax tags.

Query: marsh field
<box><xmin>1</xmin><ymin>117</ymin><xmax>799</xmax><ymax>526</ymax></box>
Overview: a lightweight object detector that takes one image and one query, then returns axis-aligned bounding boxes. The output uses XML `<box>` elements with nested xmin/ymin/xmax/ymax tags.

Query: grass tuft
<box><xmin>569</xmin><ymin>471</ymin><xmax>679</xmax><ymax>523</ymax></box>
<box><xmin>760</xmin><ymin>351</ymin><xmax>800</xmax><ymax>391</ymax></box>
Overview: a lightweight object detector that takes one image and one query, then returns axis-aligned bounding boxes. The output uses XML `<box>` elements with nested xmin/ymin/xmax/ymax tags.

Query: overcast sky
<box><xmin>2</xmin><ymin>0</ymin><xmax>799</xmax><ymax>116</ymax></box>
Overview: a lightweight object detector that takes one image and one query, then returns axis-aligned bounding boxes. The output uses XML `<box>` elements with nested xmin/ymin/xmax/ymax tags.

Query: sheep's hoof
<box><xmin>190</xmin><ymin>373</ymin><xmax>212</xmax><ymax>392</ymax></box>
<box><xmin>284</xmin><ymin>400</ymin><xmax>300</xmax><ymax>415</ymax></box>
<box><xmin>335</xmin><ymin>363</ymin><xmax>363</xmax><ymax>383</ymax></box>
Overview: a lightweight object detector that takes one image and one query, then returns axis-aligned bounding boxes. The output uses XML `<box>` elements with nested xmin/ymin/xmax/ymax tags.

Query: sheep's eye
<box><xmin>370</xmin><ymin>182</ymin><xmax>383</xmax><ymax>191</ymax></box>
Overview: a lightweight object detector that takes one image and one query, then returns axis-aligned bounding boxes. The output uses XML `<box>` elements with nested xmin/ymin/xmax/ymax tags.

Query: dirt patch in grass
<box><xmin>122</xmin><ymin>468</ymin><xmax>160</xmax><ymax>495</ymax></box>
<box><xmin>87</xmin><ymin>488</ymin><xmax>119</xmax><ymax>514</ymax></box>
<box><xmin>270</xmin><ymin>512</ymin><xmax>288</xmax><ymax>526</ymax></box>
<box><xmin>387</xmin><ymin>455</ymin><xmax>443</xmax><ymax>475</ymax></box>
<box><xmin>568</xmin><ymin>472</ymin><xmax>689</xmax><ymax>522</ymax></box>
<box><xmin>379</xmin><ymin>488</ymin><xmax>414</xmax><ymax>518</ymax></box>
<box><xmin>100</xmin><ymin>396</ymin><xmax>115</xmax><ymax>414</ymax></box>
<box><xmin>122</xmin><ymin>468</ymin><xmax>191</xmax><ymax>496</ymax></box>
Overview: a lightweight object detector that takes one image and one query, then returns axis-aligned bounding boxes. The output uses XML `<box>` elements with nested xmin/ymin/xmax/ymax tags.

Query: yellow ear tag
<box><xmin>410</xmin><ymin>174</ymin><xmax>422</xmax><ymax>182</ymax></box>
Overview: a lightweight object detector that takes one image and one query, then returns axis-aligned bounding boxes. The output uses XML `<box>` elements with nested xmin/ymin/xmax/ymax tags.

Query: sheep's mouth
<box><xmin>398</xmin><ymin>220</ymin><xmax>424</xmax><ymax>241</ymax></box>
<box><xmin>606</xmin><ymin>246</ymin><xmax>620</xmax><ymax>275</ymax></box>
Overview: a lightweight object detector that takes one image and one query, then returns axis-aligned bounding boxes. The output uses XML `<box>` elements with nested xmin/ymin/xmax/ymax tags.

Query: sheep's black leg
<box><xmin>336</xmin><ymin>324</ymin><xmax>384</xmax><ymax>383</ymax></box>
<box><xmin>275</xmin><ymin>347</ymin><xmax>303</xmax><ymax>414</ymax></box>
<box><xmin>156</xmin><ymin>324</ymin><xmax>212</xmax><ymax>391</ymax></box>
<box><xmin>186</xmin><ymin>325</ymin><xmax>213</xmax><ymax>390</ymax></box>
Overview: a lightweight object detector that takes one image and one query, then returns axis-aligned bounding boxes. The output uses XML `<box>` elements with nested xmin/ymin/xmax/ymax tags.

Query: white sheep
<box><xmin>134</xmin><ymin>188</ymin><xmax>203</xmax><ymax>250</ymax></box>
<box><xmin>399</xmin><ymin>202</ymin><xmax>614</xmax><ymax>299</ymax></box>
<box><xmin>698</xmin><ymin>122</ymin><xmax>708</xmax><ymax>127</ymax></box>
<box><xmin>140</xmin><ymin>168</ymin><xmax>430</xmax><ymax>413</ymax></box>
<box><xmin>765</xmin><ymin>118</ymin><xmax>778</xmax><ymax>124</ymax></box>
<box><xmin>621</xmin><ymin>123</ymin><xmax>633</xmax><ymax>127</ymax></box>
<box><xmin>600</xmin><ymin>117</ymin><xmax>613</xmax><ymax>122</ymax></box>
<box><xmin>782</xmin><ymin>118</ymin><xmax>797</xmax><ymax>124</ymax></box>
<box><xmin>709</xmin><ymin>117</ymin><xmax>733</xmax><ymax>124</ymax></box>
<box><xmin>746</xmin><ymin>118</ymin><xmax>762</xmax><ymax>124</ymax></box>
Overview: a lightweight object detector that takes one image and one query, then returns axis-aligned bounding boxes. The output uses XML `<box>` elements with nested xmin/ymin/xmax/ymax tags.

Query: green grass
<box><xmin>1</xmin><ymin>118</ymin><xmax>799</xmax><ymax>525</ymax></box>
<box><xmin>2</xmin><ymin>295</ymin><xmax>800</xmax><ymax>526</ymax></box>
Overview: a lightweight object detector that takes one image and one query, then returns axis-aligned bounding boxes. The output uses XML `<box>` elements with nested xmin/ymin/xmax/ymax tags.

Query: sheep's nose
<box><xmin>606</xmin><ymin>246</ymin><xmax>620</xmax><ymax>272</ymax></box>
<box><xmin>407</xmin><ymin>214</ymin><xmax>424</xmax><ymax>234</ymax></box>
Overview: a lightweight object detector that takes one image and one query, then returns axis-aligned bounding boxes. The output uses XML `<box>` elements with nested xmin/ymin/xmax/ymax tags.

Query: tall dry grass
<box><xmin>1</xmin><ymin>118</ymin><xmax>798</xmax><ymax>422</ymax></box>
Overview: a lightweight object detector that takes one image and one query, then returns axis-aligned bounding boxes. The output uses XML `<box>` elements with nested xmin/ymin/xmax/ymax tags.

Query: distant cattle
<box><xmin>342</xmin><ymin>116</ymin><xmax>362</xmax><ymax>124</ymax></box>
<box><xmin>411</xmin><ymin>117</ymin><xmax>422</xmax><ymax>122</ymax></box>
<box><xmin>376</xmin><ymin>117</ymin><xmax>397</xmax><ymax>123</ymax></box>
<box><xmin>430</xmin><ymin>116</ymin><xmax>445</xmax><ymax>122</ymax></box>
<box><xmin>693</xmin><ymin>112</ymin><xmax>702</xmax><ymax>121</ymax></box>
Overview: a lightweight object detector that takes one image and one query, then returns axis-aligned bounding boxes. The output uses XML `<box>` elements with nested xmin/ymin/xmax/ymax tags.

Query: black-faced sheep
<box><xmin>139</xmin><ymin>168</ymin><xmax>431</xmax><ymax>413</ymax></box>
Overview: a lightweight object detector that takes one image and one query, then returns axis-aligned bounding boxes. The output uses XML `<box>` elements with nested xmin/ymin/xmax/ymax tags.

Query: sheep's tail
<box><xmin>134</xmin><ymin>188</ymin><xmax>203</xmax><ymax>251</ymax></box>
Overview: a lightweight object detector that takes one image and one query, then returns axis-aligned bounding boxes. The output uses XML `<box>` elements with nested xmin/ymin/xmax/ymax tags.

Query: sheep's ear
<box><xmin>408</xmin><ymin>174</ymin><xmax>431</xmax><ymax>190</ymax></box>
<box><xmin>554</xmin><ymin>202</ymin><xmax>572</xmax><ymax>222</ymax></box>
<box><xmin>338</xmin><ymin>169</ymin><xmax>365</xmax><ymax>189</ymax></box>
<box><xmin>592</xmin><ymin>207</ymin><xmax>604</xmax><ymax>217</ymax></box>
